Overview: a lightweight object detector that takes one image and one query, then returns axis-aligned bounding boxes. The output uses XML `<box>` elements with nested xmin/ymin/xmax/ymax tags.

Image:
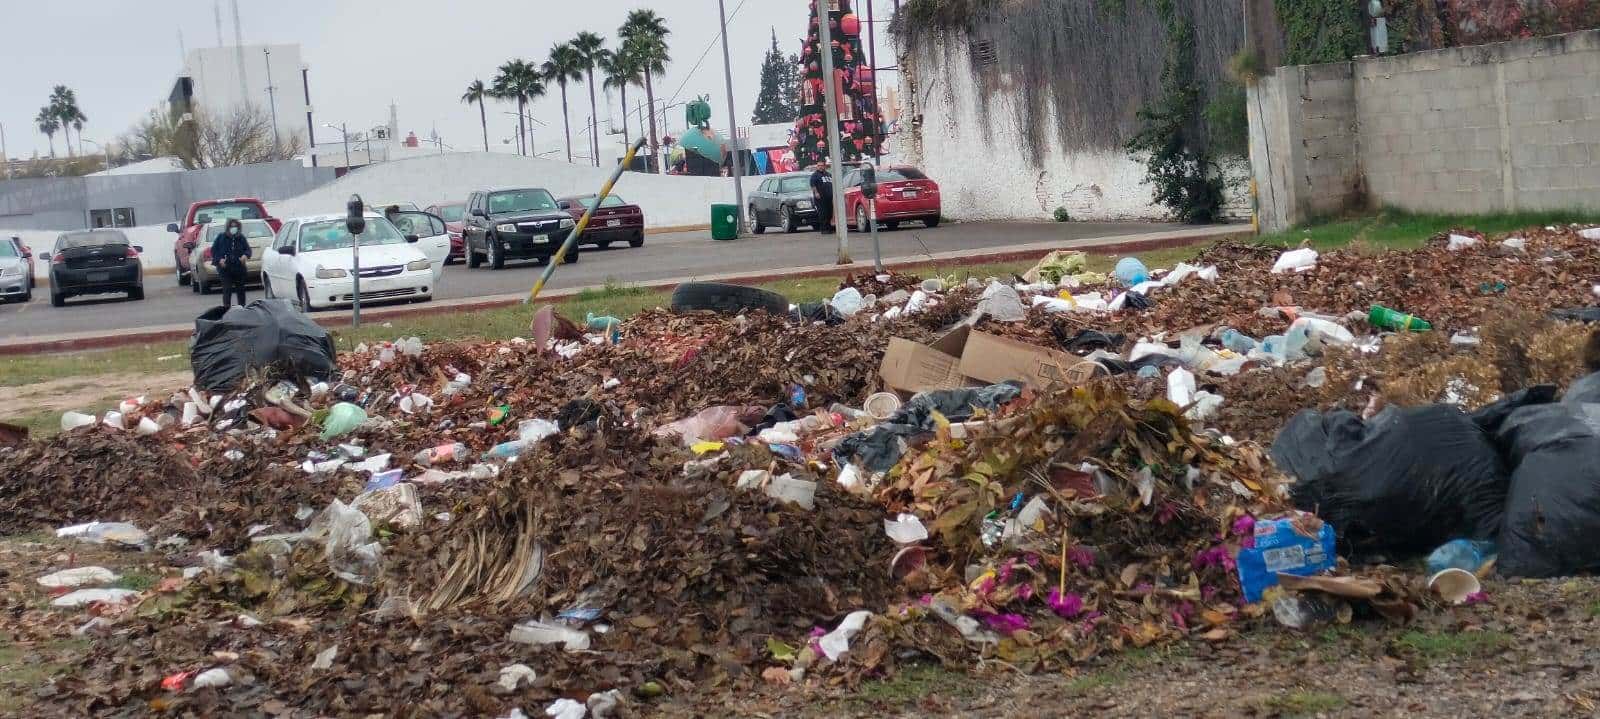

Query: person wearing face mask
<box><xmin>211</xmin><ymin>218</ymin><xmax>252</xmax><ymax>309</ymax></box>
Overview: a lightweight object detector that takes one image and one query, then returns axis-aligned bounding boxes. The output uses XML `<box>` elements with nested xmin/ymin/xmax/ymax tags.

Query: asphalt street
<box><xmin>0</xmin><ymin>220</ymin><xmax>1181</xmax><ymax>340</ymax></box>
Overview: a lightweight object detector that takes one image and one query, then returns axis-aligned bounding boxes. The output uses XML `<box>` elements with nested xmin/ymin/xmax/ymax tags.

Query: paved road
<box><xmin>0</xmin><ymin>221</ymin><xmax>1182</xmax><ymax>340</ymax></box>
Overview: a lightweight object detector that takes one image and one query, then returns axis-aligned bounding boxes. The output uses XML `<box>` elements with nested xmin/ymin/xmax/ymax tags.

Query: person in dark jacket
<box><xmin>809</xmin><ymin>160</ymin><xmax>835</xmax><ymax>233</ymax></box>
<box><xmin>211</xmin><ymin>218</ymin><xmax>252</xmax><ymax>309</ymax></box>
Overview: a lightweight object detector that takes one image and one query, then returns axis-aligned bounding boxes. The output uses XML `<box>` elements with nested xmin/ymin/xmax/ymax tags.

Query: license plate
<box><xmin>87</xmin><ymin>271</ymin><xmax>109</xmax><ymax>282</ymax></box>
<box><xmin>606</xmin><ymin>219</ymin><xmax>622</xmax><ymax>227</ymax></box>
<box><xmin>531</xmin><ymin>235</ymin><xmax>548</xmax><ymax>245</ymax></box>
<box><xmin>903</xmin><ymin>190</ymin><xmax>919</xmax><ymax>198</ymax></box>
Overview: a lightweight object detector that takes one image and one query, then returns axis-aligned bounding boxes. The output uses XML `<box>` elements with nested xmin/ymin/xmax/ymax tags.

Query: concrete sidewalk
<box><xmin>0</xmin><ymin>225</ymin><xmax>1242</xmax><ymax>355</ymax></box>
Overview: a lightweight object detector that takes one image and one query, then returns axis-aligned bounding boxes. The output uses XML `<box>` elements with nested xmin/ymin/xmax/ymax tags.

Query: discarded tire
<box><xmin>670</xmin><ymin>282</ymin><xmax>789</xmax><ymax>315</ymax></box>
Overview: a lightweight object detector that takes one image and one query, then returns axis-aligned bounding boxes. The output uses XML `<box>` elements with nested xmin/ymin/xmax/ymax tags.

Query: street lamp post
<box><xmin>263</xmin><ymin>48</ymin><xmax>281</xmax><ymax>150</ymax></box>
<box><xmin>80</xmin><ymin>138</ymin><xmax>111</xmax><ymax>174</ymax></box>
<box><xmin>322</xmin><ymin>123</ymin><xmax>351</xmax><ymax>168</ymax></box>
<box><xmin>817</xmin><ymin>0</ymin><xmax>851</xmax><ymax>264</ymax></box>
<box><xmin>717</xmin><ymin>0</ymin><xmax>747</xmax><ymax>235</ymax></box>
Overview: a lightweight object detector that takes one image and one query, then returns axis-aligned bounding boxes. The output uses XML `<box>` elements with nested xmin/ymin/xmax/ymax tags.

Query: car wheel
<box><xmin>296</xmin><ymin>277</ymin><xmax>313</xmax><ymax>312</ymax></box>
<box><xmin>128</xmin><ymin>285</ymin><xmax>144</xmax><ymax>301</ymax></box>
<box><xmin>488</xmin><ymin>237</ymin><xmax>505</xmax><ymax>270</ymax></box>
<box><xmin>178</xmin><ymin>268</ymin><xmax>190</xmax><ymax>286</ymax></box>
<box><xmin>467</xmin><ymin>241</ymin><xmax>483</xmax><ymax>268</ymax></box>
<box><xmin>856</xmin><ymin>205</ymin><xmax>870</xmax><ymax>233</ymax></box>
<box><xmin>51</xmin><ymin>290</ymin><xmax>65</xmax><ymax>307</ymax></box>
<box><xmin>750</xmin><ymin>206</ymin><xmax>766</xmax><ymax>235</ymax></box>
<box><xmin>628</xmin><ymin>231</ymin><xmax>644</xmax><ymax>248</ymax></box>
<box><xmin>884</xmin><ymin>221</ymin><xmax>900</xmax><ymax>230</ymax></box>
<box><xmin>262</xmin><ymin>276</ymin><xmax>275</xmax><ymax>299</ymax></box>
<box><xmin>925</xmin><ymin>216</ymin><xmax>941</xmax><ymax>228</ymax></box>
<box><xmin>782</xmin><ymin>206</ymin><xmax>798</xmax><ymax>233</ymax></box>
<box><xmin>598</xmin><ymin>240</ymin><xmax>612</xmax><ymax>250</ymax></box>
<box><xmin>563</xmin><ymin>248</ymin><xmax>580</xmax><ymax>264</ymax></box>
<box><xmin>22</xmin><ymin>279</ymin><xmax>32</xmax><ymax>303</ymax></box>
<box><xmin>670</xmin><ymin>281</ymin><xmax>790</xmax><ymax>315</ymax></box>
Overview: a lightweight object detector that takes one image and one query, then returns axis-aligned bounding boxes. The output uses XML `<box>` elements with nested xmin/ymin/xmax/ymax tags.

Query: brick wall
<box><xmin>1249</xmin><ymin>29</ymin><xmax>1600</xmax><ymax>230</ymax></box>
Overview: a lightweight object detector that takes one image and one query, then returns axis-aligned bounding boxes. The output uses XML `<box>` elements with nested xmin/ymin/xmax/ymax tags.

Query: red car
<box><xmin>423</xmin><ymin>201</ymin><xmax>468</xmax><ymax>263</ymax></box>
<box><xmin>555</xmin><ymin>194</ymin><xmax>645</xmax><ymax>249</ymax></box>
<box><xmin>843</xmin><ymin>165</ymin><xmax>942</xmax><ymax>231</ymax></box>
<box><xmin>167</xmin><ymin>198</ymin><xmax>280</xmax><ymax>286</ymax></box>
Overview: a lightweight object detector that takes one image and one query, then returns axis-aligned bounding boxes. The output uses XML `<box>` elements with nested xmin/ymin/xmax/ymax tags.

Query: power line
<box><xmin>664</xmin><ymin>0</ymin><xmax>750</xmax><ymax>107</ymax></box>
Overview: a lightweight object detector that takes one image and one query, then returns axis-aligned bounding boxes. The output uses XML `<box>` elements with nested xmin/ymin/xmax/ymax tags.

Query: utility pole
<box><xmin>230</xmin><ymin>0</ymin><xmax>248</xmax><ymax>107</ymax></box>
<box><xmin>263</xmin><ymin>48</ymin><xmax>281</xmax><ymax>150</ymax></box>
<box><xmin>303</xmin><ymin>68</ymin><xmax>317</xmax><ymax>167</ymax></box>
<box><xmin>717</xmin><ymin>0</ymin><xmax>747</xmax><ymax>235</ymax></box>
<box><xmin>818</xmin><ymin>0</ymin><xmax>851</xmax><ymax>264</ymax></box>
<box><xmin>866</xmin><ymin>0</ymin><xmax>882</xmax><ymax>166</ymax></box>
<box><xmin>0</xmin><ymin>122</ymin><xmax>9</xmax><ymax>179</ymax></box>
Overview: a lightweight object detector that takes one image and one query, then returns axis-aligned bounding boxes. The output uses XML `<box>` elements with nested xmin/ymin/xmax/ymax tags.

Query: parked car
<box><xmin>168</xmin><ymin>198</ymin><xmax>280</xmax><ymax>287</ymax></box>
<box><xmin>44</xmin><ymin>229</ymin><xmax>145</xmax><ymax>307</ymax></box>
<box><xmin>461</xmin><ymin>187</ymin><xmax>578</xmax><ymax>269</ymax></box>
<box><xmin>187</xmin><ymin>219</ymin><xmax>277</xmax><ymax>294</ymax></box>
<box><xmin>423</xmin><ymin>201</ymin><xmax>467</xmax><ymax>263</ymax></box>
<box><xmin>260</xmin><ymin>213</ymin><xmax>448</xmax><ymax>311</ymax></box>
<box><xmin>843</xmin><ymin>165</ymin><xmax>942</xmax><ymax>230</ymax></box>
<box><xmin>555</xmin><ymin>194</ymin><xmax>645</xmax><ymax>249</ymax></box>
<box><xmin>0</xmin><ymin>237</ymin><xmax>33</xmax><ymax>303</ymax></box>
<box><xmin>370</xmin><ymin>201</ymin><xmax>421</xmax><ymax>213</ymax></box>
<box><xmin>748</xmin><ymin>172</ymin><xmax>820</xmax><ymax>233</ymax></box>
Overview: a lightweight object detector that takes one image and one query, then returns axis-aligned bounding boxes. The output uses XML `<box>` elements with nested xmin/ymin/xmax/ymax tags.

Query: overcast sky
<box><xmin>1</xmin><ymin>0</ymin><xmax>900</xmax><ymax>161</ymax></box>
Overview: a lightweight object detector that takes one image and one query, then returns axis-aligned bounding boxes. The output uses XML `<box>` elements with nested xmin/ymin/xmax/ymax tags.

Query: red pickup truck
<box><xmin>167</xmin><ymin>198</ymin><xmax>280</xmax><ymax>286</ymax></box>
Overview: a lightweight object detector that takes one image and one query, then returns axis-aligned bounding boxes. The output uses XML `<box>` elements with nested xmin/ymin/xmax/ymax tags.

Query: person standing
<box><xmin>810</xmin><ymin>160</ymin><xmax>835</xmax><ymax>234</ymax></box>
<box><xmin>211</xmin><ymin>218</ymin><xmax>252</xmax><ymax>309</ymax></box>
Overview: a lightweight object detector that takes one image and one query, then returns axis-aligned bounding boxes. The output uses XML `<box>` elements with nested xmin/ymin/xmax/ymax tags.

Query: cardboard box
<box><xmin>879</xmin><ymin>325</ymin><xmax>1100</xmax><ymax>394</ymax></box>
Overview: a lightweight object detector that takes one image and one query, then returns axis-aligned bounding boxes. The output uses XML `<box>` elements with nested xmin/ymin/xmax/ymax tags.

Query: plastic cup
<box><xmin>864</xmin><ymin>392</ymin><xmax>902</xmax><ymax>420</ymax></box>
<box><xmin>1428</xmin><ymin>568</ymin><xmax>1481</xmax><ymax>605</ymax></box>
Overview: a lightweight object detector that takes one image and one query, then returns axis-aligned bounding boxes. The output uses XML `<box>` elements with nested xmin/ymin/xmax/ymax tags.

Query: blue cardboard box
<box><xmin>1236</xmin><ymin>515</ymin><xmax>1337</xmax><ymax>603</ymax></box>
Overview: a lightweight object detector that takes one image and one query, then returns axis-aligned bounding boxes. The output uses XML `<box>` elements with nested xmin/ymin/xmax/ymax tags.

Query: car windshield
<box><xmin>0</xmin><ymin>243</ymin><xmax>16</xmax><ymax>258</ymax></box>
<box><xmin>297</xmin><ymin>219</ymin><xmax>407</xmax><ymax>252</ymax></box>
<box><xmin>58</xmin><ymin>231</ymin><xmax>127</xmax><ymax>249</ymax></box>
<box><xmin>488</xmin><ymin>189</ymin><xmax>557</xmax><ymax>214</ymax></box>
<box><xmin>193</xmin><ymin>202</ymin><xmax>264</xmax><ymax>225</ymax></box>
<box><xmin>205</xmin><ymin>220</ymin><xmax>275</xmax><ymax>243</ymax></box>
<box><xmin>780</xmin><ymin>177</ymin><xmax>809</xmax><ymax>193</ymax></box>
<box><xmin>435</xmin><ymin>204</ymin><xmax>465</xmax><ymax>222</ymax></box>
<box><xmin>573</xmin><ymin>196</ymin><xmax>626</xmax><ymax>209</ymax></box>
<box><xmin>882</xmin><ymin>168</ymin><xmax>929</xmax><ymax>181</ymax></box>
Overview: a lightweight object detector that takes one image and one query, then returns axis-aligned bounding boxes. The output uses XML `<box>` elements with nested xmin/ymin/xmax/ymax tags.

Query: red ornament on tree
<box><xmin>841</xmin><ymin>14</ymin><xmax>861</xmax><ymax>36</ymax></box>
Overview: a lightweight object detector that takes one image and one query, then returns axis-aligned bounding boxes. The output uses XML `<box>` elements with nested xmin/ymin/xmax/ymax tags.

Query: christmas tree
<box><xmin>751</xmin><ymin>29</ymin><xmax>801</xmax><ymax>125</ymax></box>
<box><xmin>790</xmin><ymin>0</ymin><xmax>881</xmax><ymax>169</ymax></box>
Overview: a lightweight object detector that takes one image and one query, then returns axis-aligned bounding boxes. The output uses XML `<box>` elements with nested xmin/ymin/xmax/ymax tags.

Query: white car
<box><xmin>261</xmin><ymin>212</ymin><xmax>450</xmax><ymax>311</ymax></box>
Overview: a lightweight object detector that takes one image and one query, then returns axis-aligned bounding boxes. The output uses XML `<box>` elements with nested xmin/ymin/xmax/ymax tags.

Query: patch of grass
<box><xmin>1264</xmin><ymin>690</ymin><xmax>1347</xmax><ymax>716</ymax></box>
<box><xmin>113</xmin><ymin>570</ymin><xmax>159</xmax><ymax>592</ymax></box>
<box><xmin>1394</xmin><ymin>629</ymin><xmax>1514</xmax><ymax>660</ymax></box>
<box><xmin>1063</xmin><ymin>668</ymin><xmax>1124</xmax><ymax>695</ymax></box>
<box><xmin>0</xmin><ymin>341</ymin><xmax>192</xmax><ymax>389</ymax></box>
<box><xmin>0</xmin><ymin>636</ymin><xmax>88</xmax><ymax>713</ymax></box>
<box><xmin>849</xmin><ymin>663</ymin><xmax>979</xmax><ymax>707</ymax></box>
<box><xmin>1256</xmin><ymin>207</ymin><xmax>1600</xmax><ymax>251</ymax></box>
<box><xmin>1587</xmin><ymin>601</ymin><xmax>1600</xmax><ymax>619</ymax></box>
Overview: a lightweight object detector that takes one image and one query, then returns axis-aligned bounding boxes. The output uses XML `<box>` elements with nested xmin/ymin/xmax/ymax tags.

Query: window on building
<box><xmin>89</xmin><ymin>208</ymin><xmax>137</xmax><ymax>228</ymax></box>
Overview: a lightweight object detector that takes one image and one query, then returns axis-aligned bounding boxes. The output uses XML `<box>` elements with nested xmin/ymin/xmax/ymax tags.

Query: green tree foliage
<box><xmin>1125</xmin><ymin>0</ymin><xmax>1224</xmax><ymax>224</ymax></box>
<box><xmin>751</xmin><ymin>29</ymin><xmax>800</xmax><ymax>125</ymax></box>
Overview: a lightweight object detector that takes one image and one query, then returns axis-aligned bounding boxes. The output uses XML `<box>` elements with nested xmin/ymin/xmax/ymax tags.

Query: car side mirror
<box><xmin>133</xmin><ymin>246</ymin><xmax>144</xmax><ymax>253</ymax></box>
<box><xmin>471</xmin><ymin>208</ymin><xmax>487</xmax><ymax>218</ymax></box>
<box><xmin>280</xmin><ymin>246</ymin><xmax>297</xmax><ymax>256</ymax></box>
<box><xmin>405</xmin><ymin>234</ymin><xmax>419</xmax><ymax>243</ymax></box>
<box><xmin>39</xmin><ymin>253</ymin><xmax>50</xmax><ymax>263</ymax></box>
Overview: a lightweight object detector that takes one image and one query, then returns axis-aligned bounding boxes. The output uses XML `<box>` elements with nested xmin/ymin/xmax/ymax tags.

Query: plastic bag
<box><xmin>1271</xmin><ymin>405</ymin><xmax>1507</xmax><ymax>555</ymax></box>
<box><xmin>1113</xmin><ymin>257</ymin><xmax>1148</xmax><ymax>286</ymax></box>
<box><xmin>303</xmin><ymin>500</ymin><xmax>381</xmax><ymax>583</ymax></box>
<box><xmin>320</xmin><ymin>403</ymin><xmax>368</xmax><ymax>441</ymax></box>
<box><xmin>1271</xmin><ymin>248</ymin><xmax>1319</xmax><ymax>274</ymax></box>
<box><xmin>189</xmin><ymin>299</ymin><xmax>337</xmax><ymax>391</ymax></box>
<box><xmin>653</xmin><ymin>406</ymin><xmax>764</xmax><ymax>443</ymax></box>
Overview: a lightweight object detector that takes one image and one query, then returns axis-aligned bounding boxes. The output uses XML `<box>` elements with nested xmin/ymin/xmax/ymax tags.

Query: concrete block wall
<box><xmin>1249</xmin><ymin>29</ymin><xmax>1600</xmax><ymax>231</ymax></box>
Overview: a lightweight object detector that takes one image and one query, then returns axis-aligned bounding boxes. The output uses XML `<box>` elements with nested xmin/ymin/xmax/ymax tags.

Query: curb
<box><xmin>0</xmin><ymin>226</ymin><xmax>1243</xmax><ymax>356</ymax></box>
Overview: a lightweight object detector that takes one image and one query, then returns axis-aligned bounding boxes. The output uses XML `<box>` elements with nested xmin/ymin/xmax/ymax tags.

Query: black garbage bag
<box><xmin>1271</xmin><ymin>404</ymin><xmax>1507</xmax><ymax>556</ymax></box>
<box><xmin>835</xmin><ymin>383</ymin><xmax>1023</xmax><ymax>472</ymax></box>
<box><xmin>190</xmin><ymin>299</ymin><xmax>338</xmax><ymax>392</ymax></box>
<box><xmin>1479</xmin><ymin>372</ymin><xmax>1600</xmax><ymax>577</ymax></box>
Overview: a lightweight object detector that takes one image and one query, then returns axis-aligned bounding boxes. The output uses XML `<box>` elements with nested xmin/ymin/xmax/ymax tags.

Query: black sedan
<box><xmin>45</xmin><ymin>230</ymin><xmax>145</xmax><ymax>306</ymax></box>
<box><xmin>461</xmin><ymin>187</ymin><xmax>578</xmax><ymax>269</ymax></box>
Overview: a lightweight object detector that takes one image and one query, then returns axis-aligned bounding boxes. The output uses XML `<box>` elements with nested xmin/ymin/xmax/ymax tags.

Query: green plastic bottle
<box><xmin>1368</xmin><ymin>305</ymin><xmax>1433</xmax><ymax>332</ymax></box>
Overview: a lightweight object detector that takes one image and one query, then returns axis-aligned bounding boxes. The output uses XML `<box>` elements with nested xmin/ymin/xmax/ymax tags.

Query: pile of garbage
<box><xmin>4</xmin><ymin>223</ymin><xmax>1600</xmax><ymax>715</ymax></box>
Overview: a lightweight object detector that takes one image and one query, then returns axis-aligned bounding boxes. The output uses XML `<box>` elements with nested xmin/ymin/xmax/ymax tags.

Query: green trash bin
<box><xmin>710</xmin><ymin>203</ymin><xmax>739</xmax><ymax>241</ymax></box>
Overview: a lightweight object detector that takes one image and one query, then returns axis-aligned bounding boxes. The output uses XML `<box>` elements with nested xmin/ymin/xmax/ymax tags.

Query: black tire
<box><xmin>22</xmin><ymin>278</ymin><xmax>32</xmax><ymax>303</ymax></box>
<box><xmin>925</xmin><ymin>216</ymin><xmax>941</xmax><ymax>228</ymax></box>
<box><xmin>884</xmin><ymin>221</ymin><xmax>900</xmax><ymax>230</ymax></box>
<box><xmin>628</xmin><ymin>232</ymin><xmax>644</xmax><ymax>248</ymax></box>
<box><xmin>670</xmin><ymin>281</ymin><xmax>790</xmax><ymax>316</ymax></box>
<box><xmin>564</xmin><ymin>248</ymin><xmax>579</xmax><ymax>264</ymax></box>
<box><xmin>782</xmin><ymin>206</ymin><xmax>798</xmax><ymax>233</ymax></box>
<box><xmin>488</xmin><ymin>237</ymin><xmax>505</xmax><ymax>269</ymax></box>
<box><xmin>296</xmin><ymin>278</ymin><xmax>313</xmax><ymax>312</ymax></box>
<box><xmin>856</xmin><ymin>205</ymin><xmax>870</xmax><ymax>233</ymax></box>
<box><xmin>195</xmin><ymin>273</ymin><xmax>207</xmax><ymax>294</ymax></box>
<box><xmin>598</xmin><ymin>240</ymin><xmax>612</xmax><ymax>250</ymax></box>
<box><xmin>51</xmin><ymin>291</ymin><xmax>65</xmax><ymax>307</ymax></box>
<box><xmin>262</xmin><ymin>276</ymin><xmax>275</xmax><ymax>299</ymax></box>
<box><xmin>128</xmin><ymin>286</ymin><xmax>144</xmax><ymax>301</ymax></box>
<box><xmin>750</xmin><ymin>206</ymin><xmax>766</xmax><ymax>234</ymax></box>
<box><xmin>467</xmin><ymin>242</ymin><xmax>482</xmax><ymax>268</ymax></box>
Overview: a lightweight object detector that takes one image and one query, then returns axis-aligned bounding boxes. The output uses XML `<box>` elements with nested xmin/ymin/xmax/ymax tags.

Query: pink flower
<box><xmin>998</xmin><ymin>559</ymin><xmax>1016</xmax><ymax>584</ymax></box>
<box><xmin>976</xmin><ymin>576</ymin><xmax>997</xmax><ymax>595</ymax></box>
<box><xmin>1068</xmin><ymin>547</ymin><xmax>1095</xmax><ymax>569</ymax></box>
<box><xmin>1080</xmin><ymin>611</ymin><xmax>1104</xmax><ymax>633</ymax></box>
<box><xmin>1463</xmin><ymin>591</ymin><xmax>1489</xmax><ymax>606</ymax></box>
<box><xmin>1193</xmin><ymin>545</ymin><xmax>1236</xmax><ymax>572</ymax></box>
<box><xmin>919</xmin><ymin>594</ymin><xmax>934</xmax><ymax>606</ymax></box>
<box><xmin>1017</xmin><ymin>584</ymin><xmax>1035</xmax><ymax>601</ymax></box>
<box><xmin>1023</xmin><ymin>553</ymin><xmax>1041</xmax><ymax>567</ymax></box>
<box><xmin>1155</xmin><ymin>502</ymin><xmax>1177</xmax><ymax>525</ymax></box>
<box><xmin>1231</xmin><ymin>514</ymin><xmax>1256</xmax><ymax>537</ymax></box>
<box><xmin>1047</xmin><ymin>589</ymin><xmax>1084</xmax><ymax>619</ymax></box>
<box><xmin>979</xmin><ymin>612</ymin><xmax>1030</xmax><ymax>636</ymax></box>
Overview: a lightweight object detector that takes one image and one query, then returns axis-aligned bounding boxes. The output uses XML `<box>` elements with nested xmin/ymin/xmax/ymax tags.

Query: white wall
<box><xmin>270</xmin><ymin>152</ymin><xmax>737</xmax><ymax>228</ymax></box>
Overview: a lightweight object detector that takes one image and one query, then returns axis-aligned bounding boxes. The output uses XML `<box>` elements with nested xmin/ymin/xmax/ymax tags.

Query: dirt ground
<box><xmin>4</xmin><ymin>529</ymin><xmax>1595</xmax><ymax>719</ymax></box>
<box><xmin>0</xmin><ymin>371</ymin><xmax>192</xmax><ymax>422</ymax></box>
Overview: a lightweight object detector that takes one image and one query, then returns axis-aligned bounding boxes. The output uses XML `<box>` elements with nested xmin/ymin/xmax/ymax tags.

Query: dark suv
<box><xmin>462</xmin><ymin>187</ymin><xmax>578</xmax><ymax>269</ymax></box>
<box><xmin>45</xmin><ymin>229</ymin><xmax>145</xmax><ymax>306</ymax></box>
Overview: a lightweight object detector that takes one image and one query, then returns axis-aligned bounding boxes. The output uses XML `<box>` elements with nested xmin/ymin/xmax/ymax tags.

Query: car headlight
<box><xmin>314</xmin><ymin>265</ymin><xmax>348</xmax><ymax>279</ymax></box>
<box><xmin>496</xmin><ymin>223</ymin><xmax>518</xmax><ymax>234</ymax></box>
<box><xmin>559</xmin><ymin>218</ymin><xmax>575</xmax><ymax>229</ymax></box>
<box><xmin>795</xmin><ymin>200</ymin><xmax>813</xmax><ymax>209</ymax></box>
<box><xmin>405</xmin><ymin>259</ymin><xmax>431</xmax><ymax>272</ymax></box>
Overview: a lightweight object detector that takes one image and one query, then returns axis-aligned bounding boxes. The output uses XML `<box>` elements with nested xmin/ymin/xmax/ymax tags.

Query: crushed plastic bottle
<box><xmin>1285</xmin><ymin>317</ymin><xmax>1355</xmax><ymax>358</ymax></box>
<box><xmin>1219</xmin><ymin>328</ymin><xmax>1258</xmax><ymax>354</ymax></box>
<box><xmin>1259</xmin><ymin>334</ymin><xmax>1289</xmax><ymax>360</ymax></box>
<box><xmin>1272</xmin><ymin>594</ymin><xmax>1344</xmax><ymax>629</ymax></box>
<box><xmin>1113</xmin><ymin>257</ymin><xmax>1149</xmax><ymax>287</ymax></box>
<box><xmin>413</xmin><ymin>443</ymin><xmax>469</xmax><ymax>467</ymax></box>
<box><xmin>980</xmin><ymin>511</ymin><xmax>1005</xmax><ymax>548</ymax></box>
<box><xmin>1368</xmin><ymin>304</ymin><xmax>1432</xmax><ymax>331</ymax></box>
<box><xmin>1425</xmin><ymin>539</ymin><xmax>1496</xmax><ymax>575</ymax></box>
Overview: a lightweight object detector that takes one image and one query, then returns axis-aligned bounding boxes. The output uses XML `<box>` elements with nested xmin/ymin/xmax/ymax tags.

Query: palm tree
<box><xmin>571</xmin><ymin>31</ymin><xmax>607</xmax><ymax>167</ymax></box>
<box><xmin>542</xmin><ymin>43</ymin><xmax>586</xmax><ymax>164</ymax></box>
<box><xmin>600</xmin><ymin>46</ymin><xmax>643</xmax><ymax>145</ymax></box>
<box><xmin>493</xmin><ymin>60</ymin><xmax>536</xmax><ymax>156</ymax></box>
<box><xmin>48</xmin><ymin>86</ymin><xmax>85</xmax><ymax>157</ymax></box>
<box><xmin>35</xmin><ymin>107</ymin><xmax>59</xmax><ymax>158</ymax></box>
<box><xmin>461</xmin><ymin>79</ymin><xmax>490</xmax><ymax>152</ymax></box>
<box><xmin>620</xmin><ymin>10</ymin><xmax>671</xmax><ymax>169</ymax></box>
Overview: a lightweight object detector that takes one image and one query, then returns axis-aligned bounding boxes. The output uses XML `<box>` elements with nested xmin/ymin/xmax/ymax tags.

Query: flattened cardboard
<box><xmin>879</xmin><ymin>324</ymin><xmax>1100</xmax><ymax>394</ymax></box>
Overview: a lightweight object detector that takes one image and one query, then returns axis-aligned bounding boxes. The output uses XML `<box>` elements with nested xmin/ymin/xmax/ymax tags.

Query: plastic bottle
<box><xmin>1220</xmin><ymin>328</ymin><xmax>1258</xmax><ymax>354</ymax></box>
<box><xmin>414</xmin><ymin>442</ymin><xmax>468</xmax><ymax>467</ymax></box>
<box><xmin>1259</xmin><ymin>334</ymin><xmax>1289</xmax><ymax>360</ymax></box>
<box><xmin>1425</xmin><ymin>539</ymin><xmax>1496</xmax><ymax>575</ymax></box>
<box><xmin>1272</xmin><ymin>594</ymin><xmax>1343</xmax><ymax>629</ymax></box>
<box><xmin>483</xmin><ymin>439</ymin><xmax>530</xmax><ymax>460</ymax></box>
<box><xmin>1113</xmin><ymin>257</ymin><xmax>1149</xmax><ymax>287</ymax></box>
<box><xmin>1368</xmin><ymin>305</ymin><xmax>1433</xmax><ymax>331</ymax></box>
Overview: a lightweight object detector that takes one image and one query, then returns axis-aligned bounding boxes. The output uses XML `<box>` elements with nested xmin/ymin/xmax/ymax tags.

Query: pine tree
<box><xmin>751</xmin><ymin>29</ymin><xmax>798</xmax><ymax>125</ymax></box>
<box><xmin>790</xmin><ymin>0</ymin><xmax>882</xmax><ymax>169</ymax></box>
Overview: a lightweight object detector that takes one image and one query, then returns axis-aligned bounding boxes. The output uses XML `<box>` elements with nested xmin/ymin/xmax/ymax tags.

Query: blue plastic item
<box><xmin>1113</xmin><ymin>257</ymin><xmax>1149</xmax><ymax>287</ymax></box>
<box><xmin>1425</xmin><ymin>539</ymin><xmax>1497</xmax><ymax>575</ymax></box>
<box><xmin>1220</xmin><ymin>328</ymin><xmax>1258</xmax><ymax>353</ymax></box>
<box><xmin>1236</xmin><ymin>516</ymin><xmax>1338</xmax><ymax>603</ymax></box>
<box><xmin>1260</xmin><ymin>334</ymin><xmax>1289</xmax><ymax>359</ymax></box>
<box><xmin>790</xmin><ymin>385</ymin><xmax>807</xmax><ymax>409</ymax></box>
